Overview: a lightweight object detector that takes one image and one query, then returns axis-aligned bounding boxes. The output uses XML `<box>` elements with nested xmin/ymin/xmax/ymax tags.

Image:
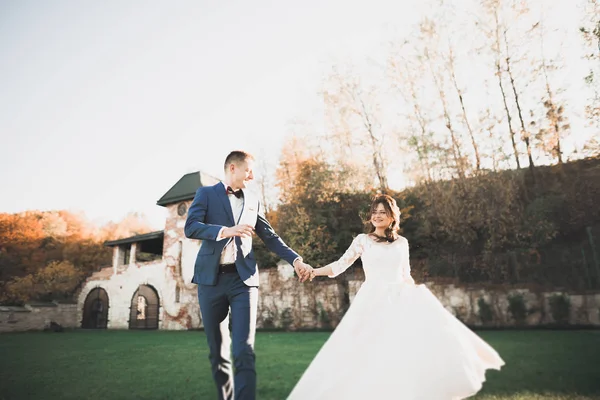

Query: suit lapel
<box><xmin>214</xmin><ymin>183</ymin><xmax>235</xmax><ymax>225</ymax></box>
<box><xmin>237</xmin><ymin>189</ymin><xmax>254</xmax><ymax>257</ymax></box>
<box><xmin>237</xmin><ymin>189</ymin><xmax>258</xmax><ymax>224</ymax></box>
<box><xmin>237</xmin><ymin>189</ymin><xmax>246</xmax><ymax>224</ymax></box>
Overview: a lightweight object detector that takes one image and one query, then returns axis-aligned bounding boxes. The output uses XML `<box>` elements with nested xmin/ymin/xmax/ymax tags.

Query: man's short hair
<box><xmin>224</xmin><ymin>151</ymin><xmax>254</xmax><ymax>170</ymax></box>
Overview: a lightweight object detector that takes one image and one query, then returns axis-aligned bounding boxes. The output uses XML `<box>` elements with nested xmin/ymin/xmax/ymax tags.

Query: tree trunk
<box><xmin>356</xmin><ymin>93</ymin><xmax>388</xmax><ymax>191</ymax></box>
<box><xmin>539</xmin><ymin>23</ymin><xmax>564</xmax><ymax>164</ymax></box>
<box><xmin>503</xmin><ymin>30</ymin><xmax>535</xmax><ymax>174</ymax></box>
<box><xmin>403</xmin><ymin>63</ymin><xmax>434</xmax><ymax>182</ymax></box>
<box><xmin>492</xmin><ymin>9</ymin><xmax>520</xmax><ymax>169</ymax></box>
<box><xmin>425</xmin><ymin>47</ymin><xmax>466</xmax><ymax>179</ymax></box>
<box><xmin>447</xmin><ymin>45</ymin><xmax>481</xmax><ymax>171</ymax></box>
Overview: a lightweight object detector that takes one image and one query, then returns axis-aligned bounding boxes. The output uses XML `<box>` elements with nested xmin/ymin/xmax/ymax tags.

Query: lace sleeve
<box><xmin>326</xmin><ymin>234</ymin><xmax>365</xmax><ymax>278</ymax></box>
<box><xmin>400</xmin><ymin>237</ymin><xmax>415</xmax><ymax>284</ymax></box>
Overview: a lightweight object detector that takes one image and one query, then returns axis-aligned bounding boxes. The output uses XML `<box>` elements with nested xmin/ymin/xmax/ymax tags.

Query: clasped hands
<box><xmin>293</xmin><ymin>259</ymin><xmax>316</xmax><ymax>283</ymax></box>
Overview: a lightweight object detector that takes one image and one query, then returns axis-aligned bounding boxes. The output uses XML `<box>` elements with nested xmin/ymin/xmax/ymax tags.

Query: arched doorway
<box><xmin>82</xmin><ymin>287</ymin><xmax>109</xmax><ymax>329</ymax></box>
<box><xmin>129</xmin><ymin>285</ymin><xmax>160</xmax><ymax>329</ymax></box>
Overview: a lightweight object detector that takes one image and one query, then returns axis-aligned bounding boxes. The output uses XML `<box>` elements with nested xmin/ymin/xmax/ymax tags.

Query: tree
<box><xmin>0</xmin><ymin>260</ymin><xmax>83</xmax><ymax>305</ymax></box>
<box><xmin>0</xmin><ymin>210</ymin><xmax>151</xmax><ymax>305</ymax></box>
<box><xmin>388</xmin><ymin>47</ymin><xmax>439</xmax><ymax>183</ymax></box>
<box><xmin>0</xmin><ymin>212</ymin><xmax>46</xmax><ymax>280</ymax></box>
<box><xmin>579</xmin><ymin>0</ymin><xmax>600</xmax><ymax>129</ymax></box>
<box><xmin>420</xmin><ymin>18</ymin><xmax>468</xmax><ymax>180</ymax></box>
<box><xmin>323</xmin><ymin>71</ymin><xmax>390</xmax><ymax>191</ymax></box>
<box><xmin>479</xmin><ymin>0</ymin><xmax>522</xmax><ymax>169</ymax></box>
<box><xmin>98</xmin><ymin>212</ymin><xmax>153</xmax><ymax>241</ymax></box>
<box><xmin>275</xmin><ymin>132</ymin><xmax>317</xmax><ymax>204</ymax></box>
<box><xmin>275</xmin><ymin>159</ymin><xmax>348</xmax><ymax>265</ymax></box>
<box><xmin>35</xmin><ymin>261</ymin><xmax>83</xmax><ymax>301</ymax></box>
<box><xmin>525</xmin><ymin>16</ymin><xmax>571</xmax><ymax>164</ymax></box>
<box><xmin>503</xmin><ymin>26</ymin><xmax>536</xmax><ymax>173</ymax></box>
<box><xmin>446</xmin><ymin>43</ymin><xmax>482</xmax><ymax>172</ymax></box>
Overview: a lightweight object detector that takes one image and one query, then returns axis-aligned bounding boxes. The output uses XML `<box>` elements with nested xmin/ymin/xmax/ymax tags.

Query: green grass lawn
<box><xmin>0</xmin><ymin>330</ymin><xmax>599</xmax><ymax>400</ymax></box>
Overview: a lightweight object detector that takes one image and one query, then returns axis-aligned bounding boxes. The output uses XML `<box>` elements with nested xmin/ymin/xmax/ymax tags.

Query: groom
<box><xmin>184</xmin><ymin>150</ymin><xmax>312</xmax><ymax>400</ymax></box>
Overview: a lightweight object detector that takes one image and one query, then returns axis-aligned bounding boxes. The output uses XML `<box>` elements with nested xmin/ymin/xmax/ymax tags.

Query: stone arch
<box><xmin>81</xmin><ymin>287</ymin><xmax>109</xmax><ymax>329</ymax></box>
<box><xmin>129</xmin><ymin>284</ymin><xmax>160</xmax><ymax>329</ymax></box>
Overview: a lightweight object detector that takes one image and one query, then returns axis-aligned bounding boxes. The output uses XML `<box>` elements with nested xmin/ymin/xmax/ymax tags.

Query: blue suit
<box><xmin>185</xmin><ymin>183</ymin><xmax>300</xmax><ymax>400</ymax></box>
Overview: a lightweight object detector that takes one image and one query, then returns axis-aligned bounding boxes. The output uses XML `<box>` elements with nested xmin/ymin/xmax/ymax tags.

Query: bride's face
<box><xmin>371</xmin><ymin>203</ymin><xmax>392</xmax><ymax>229</ymax></box>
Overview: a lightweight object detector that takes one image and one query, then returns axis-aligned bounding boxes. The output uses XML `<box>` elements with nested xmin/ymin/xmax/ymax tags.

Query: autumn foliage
<box><xmin>263</xmin><ymin>154</ymin><xmax>600</xmax><ymax>291</ymax></box>
<box><xmin>0</xmin><ymin>211</ymin><xmax>152</xmax><ymax>305</ymax></box>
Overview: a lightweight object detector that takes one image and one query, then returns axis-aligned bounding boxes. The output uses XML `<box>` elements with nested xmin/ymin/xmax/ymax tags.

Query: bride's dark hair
<box><xmin>365</xmin><ymin>194</ymin><xmax>401</xmax><ymax>242</ymax></box>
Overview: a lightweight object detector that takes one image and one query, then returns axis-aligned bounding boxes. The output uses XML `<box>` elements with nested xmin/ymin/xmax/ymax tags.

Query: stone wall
<box><xmin>257</xmin><ymin>263</ymin><xmax>346</xmax><ymax>330</ymax></box>
<box><xmin>0</xmin><ymin>302</ymin><xmax>78</xmax><ymax>333</ymax></box>
<box><xmin>255</xmin><ymin>265</ymin><xmax>600</xmax><ymax>329</ymax></box>
<box><xmin>5</xmin><ymin>266</ymin><xmax>600</xmax><ymax>333</ymax></box>
<box><xmin>425</xmin><ymin>282</ymin><xmax>600</xmax><ymax>327</ymax></box>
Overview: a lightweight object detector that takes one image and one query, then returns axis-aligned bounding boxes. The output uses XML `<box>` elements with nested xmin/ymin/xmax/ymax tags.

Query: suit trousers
<box><xmin>197</xmin><ymin>271</ymin><xmax>258</xmax><ymax>400</ymax></box>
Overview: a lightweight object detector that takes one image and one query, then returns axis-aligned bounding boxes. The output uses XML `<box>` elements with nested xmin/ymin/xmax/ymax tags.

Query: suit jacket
<box><xmin>184</xmin><ymin>182</ymin><xmax>299</xmax><ymax>286</ymax></box>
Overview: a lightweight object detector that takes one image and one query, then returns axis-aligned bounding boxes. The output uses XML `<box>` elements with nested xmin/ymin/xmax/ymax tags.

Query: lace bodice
<box><xmin>326</xmin><ymin>234</ymin><xmax>413</xmax><ymax>284</ymax></box>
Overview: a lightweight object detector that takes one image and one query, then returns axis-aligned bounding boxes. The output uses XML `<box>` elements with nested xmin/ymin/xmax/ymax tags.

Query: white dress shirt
<box><xmin>216</xmin><ymin>181</ymin><xmax>302</xmax><ymax>268</ymax></box>
<box><xmin>218</xmin><ymin>182</ymin><xmax>244</xmax><ymax>264</ymax></box>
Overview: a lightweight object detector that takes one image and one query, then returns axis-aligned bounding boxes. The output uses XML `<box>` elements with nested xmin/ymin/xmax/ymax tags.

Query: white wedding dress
<box><xmin>287</xmin><ymin>234</ymin><xmax>504</xmax><ymax>400</ymax></box>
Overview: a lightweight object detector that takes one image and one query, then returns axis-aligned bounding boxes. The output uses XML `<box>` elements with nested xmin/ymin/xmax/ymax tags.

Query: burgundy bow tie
<box><xmin>226</xmin><ymin>186</ymin><xmax>243</xmax><ymax>198</ymax></box>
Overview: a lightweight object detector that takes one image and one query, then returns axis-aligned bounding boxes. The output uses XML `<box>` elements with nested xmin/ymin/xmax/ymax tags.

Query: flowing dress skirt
<box><xmin>287</xmin><ymin>283</ymin><xmax>504</xmax><ymax>400</ymax></box>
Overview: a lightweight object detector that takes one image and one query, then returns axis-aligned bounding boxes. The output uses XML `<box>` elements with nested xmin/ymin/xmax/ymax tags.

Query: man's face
<box><xmin>230</xmin><ymin>159</ymin><xmax>254</xmax><ymax>189</ymax></box>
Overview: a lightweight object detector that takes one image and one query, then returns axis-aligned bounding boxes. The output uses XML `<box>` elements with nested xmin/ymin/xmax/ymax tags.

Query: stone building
<box><xmin>77</xmin><ymin>171</ymin><xmax>218</xmax><ymax>330</ymax></box>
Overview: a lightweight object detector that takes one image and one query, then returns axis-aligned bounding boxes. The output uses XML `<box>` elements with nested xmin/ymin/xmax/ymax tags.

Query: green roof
<box><xmin>156</xmin><ymin>171</ymin><xmax>220</xmax><ymax>207</ymax></box>
<box><xmin>104</xmin><ymin>231</ymin><xmax>164</xmax><ymax>247</ymax></box>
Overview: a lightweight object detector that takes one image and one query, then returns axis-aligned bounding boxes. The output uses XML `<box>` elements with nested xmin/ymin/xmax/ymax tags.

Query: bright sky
<box><xmin>0</xmin><ymin>0</ymin><xmax>424</xmax><ymax>229</ymax></box>
<box><xmin>0</xmin><ymin>0</ymin><xmax>589</xmax><ymax>230</ymax></box>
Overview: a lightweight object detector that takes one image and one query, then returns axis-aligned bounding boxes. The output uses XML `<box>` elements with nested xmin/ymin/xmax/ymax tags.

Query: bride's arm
<box><xmin>401</xmin><ymin>237</ymin><xmax>416</xmax><ymax>284</ymax></box>
<box><xmin>312</xmin><ymin>264</ymin><xmax>334</xmax><ymax>277</ymax></box>
<box><xmin>312</xmin><ymin>234</ymin><xmax>365</xmax><ymax>279</ymax></box>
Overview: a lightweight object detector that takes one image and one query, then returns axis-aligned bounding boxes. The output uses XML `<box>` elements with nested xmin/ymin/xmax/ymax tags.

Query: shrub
<box><xmin>478</xmin><ymin>297</ymin><xmax>494</xmax><ymax>324</ymax></box>
<box><xmin>549</xmin><ymin>293</ymin><xmax>570</xmax><ymax>325</ymax></box>
<box><xmin>316</xmin><ymin>301</ymin><xmax>331</xmax><ymax>329</ymax></box>
<box><xmin>1</xmin><ymin>261</ymin><xmax>82</xmax><ymax>305</ymax></box>
<box><xmin>0</xmin><ymin>274</ymin><xmax>36</xmax><ymax>305</ymax></box>
<box><xmin>280</xmin><ymin>308</ymin><xmax>293</xmax><ymax>331</ymax></box>
<box><xmin>261</xmin><ymin>308</ymin><xmax>276</xmax><ymax>329</ymax></box>
<box><xmin>507</xmin><ymin>293</ymin><xmax>527</xmax><ymax>325</ymax></box>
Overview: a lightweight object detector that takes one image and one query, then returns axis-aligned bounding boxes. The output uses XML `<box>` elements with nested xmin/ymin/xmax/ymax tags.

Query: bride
<box><xmin>288</xmin><ymin>194</ymin><xmax>504</xmax><ymax>400</ymax></box>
